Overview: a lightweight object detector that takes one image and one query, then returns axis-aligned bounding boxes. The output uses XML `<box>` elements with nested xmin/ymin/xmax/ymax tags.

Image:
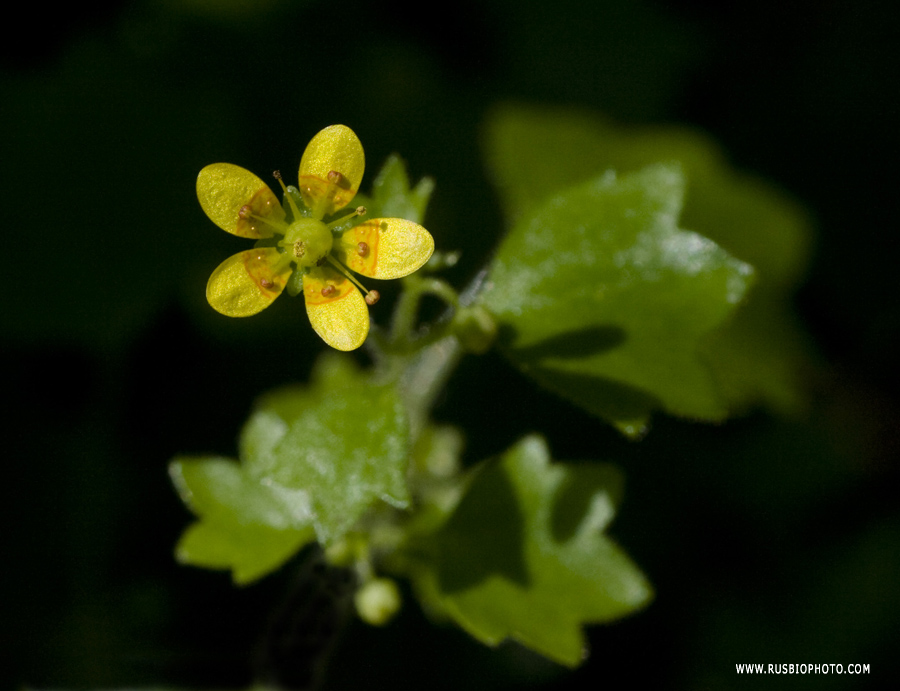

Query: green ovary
<box><xmin>283</xmin><ymin>218</ymin><xmax>333</xmax><ymax>269</ymax></box>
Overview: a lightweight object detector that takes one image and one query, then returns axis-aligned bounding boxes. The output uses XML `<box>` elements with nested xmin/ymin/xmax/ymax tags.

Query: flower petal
<box><xmin>303</xmin><ymin>265</ymin><xmax>369</xmax><ymax>351</ymax></box>
<box><xmin>298</xmin><ymin>125</ymin><xmax>365</xmax><ymax>218</ymax></box>
<box><xmin>197</xmin><ymin>163</ymin><xmax>285</xmax><ymax>238</ymax></box>
<box><xmin>337</xmin><ymin>218</ymin><xmax>435</xmax><ymax>279</ymax></box>
<box><xmin>207</xmin><ymin>248</ymin><xmax>291</xmax><ymax>316</ymax></box>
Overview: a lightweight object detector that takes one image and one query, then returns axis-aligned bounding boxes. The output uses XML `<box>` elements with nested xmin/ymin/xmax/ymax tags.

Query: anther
<box><xmin>273</xmin><ymin>170</ymin><xmax>299</xmax><ymax>216</ymax></box>
<box><xmin>325</xmin><ymin>205</ymin><xmax>367</xmax><ymax>231</ymax></box>
<box><xmin>327</xmin><ymin>170</ymin><xmax>342</xmax><ymax>183</ymax></box>
<box><xmin>239</xmin><ymin>205</ymin><xmax>252</xmax><ymax>219</ymax></box>
<box><xmin>365</xmin><ymin>290</ymin><xmax>380</xmax><ymax>306</ymax></box>
<box><xmin>259</xmin><ymin>278</ymin><xmax>273</xmax><ymax>289</ymax></box>
<box><xmin>321</xmin><ymin>285</ymin><xmax>336</xmax><ymax>297</ymax></box>
<box><xmin>357</xmin><ymin>242</ymin><xmax>369</xmax><ymax>257</ymax></box>
<box><xmin>293</xmin><ymin>241</ymin><xmax>307</xmax><ymax>258</ymax></box>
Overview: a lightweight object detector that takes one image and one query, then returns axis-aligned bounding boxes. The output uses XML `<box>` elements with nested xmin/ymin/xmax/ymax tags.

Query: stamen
<box><xmin>321</xmin><ymin>285</ymin><xmax>336</xmax><ymax>297</ymax></box>
<box><xmin>238</xmin><ymin>202</ymin><xmax>287</xmax><ymax>234</ymax></box>
<box><xmin>293</xmin><ymin>241</ymin><xmax>307</xmax><ymax>258</ymax></box>
<box><xmin>357</xmin><ymin>242</ymin><xmax>369</xmax><ymax>257</ymax></box>
<box><xmin>325</xmin><ymin>255</ymin><xmax>379</xmax><ymax>306</ymax></box>
<box><xmin>260</xmin><ymin>278</ymin><xmax>273</xmax><ymax>289</ymax></box>
<box><xmin>326</xmin><ymin>205</ymin><xmax>367</xmax><ymax>231</ymax></box>
<box><xmin>272</xmin><ymin>170</ymin><xmax>289</xmax><ymax>195</ymax></box>
<box><xmin>274</xmin><ymin>170</ymin><xmax>303</xmax><ymax>219</ymax></box>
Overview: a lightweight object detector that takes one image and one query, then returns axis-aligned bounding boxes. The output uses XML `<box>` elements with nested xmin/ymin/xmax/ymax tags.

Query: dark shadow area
<box><xmin>500</xmin><ymin>323</ymin><xmax>627</xmax><ymax>361</ymax></box>
<box><xmin>254</xmin><ymin>546</ymin><xmax>356</xmax><ymax>691</ymax></box>
<box><xmin>496</xmin><ymin>323</ymin><xmax>660</xmax><ymax>427</ymax></box>
<box><xmin>437</xmin><ymin>462</ymin><xmax>529</xmax><ymax>592</ymax></box>
<box><xmin>529</xmin><ymin>366</ymin><xmax>662</xmax><ymax>425</ymax></box>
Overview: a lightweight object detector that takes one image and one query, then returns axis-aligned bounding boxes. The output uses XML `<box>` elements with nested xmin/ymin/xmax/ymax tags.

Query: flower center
<box><xmin>282</xmin><ymin>218</ymin><xmax>333</xmax><ymax>269</ymax></box>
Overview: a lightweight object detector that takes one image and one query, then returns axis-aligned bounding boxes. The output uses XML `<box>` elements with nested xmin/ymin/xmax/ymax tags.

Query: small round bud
<box><xmin>454</xmin><ymin>305</ymin><xmax>498</xmax><ymax>354</ymax></box>
<box><xmin>354</xmin><ymin>578</ymin><xmax>401</xmax><ymax>626</ymax></box>
<box><xmin>365</xmin><ymin>290</ymin><xmax>380</xmax><ymax>306</ymax></box>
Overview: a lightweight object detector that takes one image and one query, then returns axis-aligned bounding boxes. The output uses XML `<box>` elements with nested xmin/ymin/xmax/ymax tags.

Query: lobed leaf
<box><xmin>484</xmin><ymin>105</ymin><xmax>814</xmax><ymax>418</ymax></box>
<box><xmin>352</xmin><ymin>153</ymin><xmax>435</xmax><ymax>225</ymax></box>
<box><xmin>169</xmin><ymin>457</ymin><xmax>315</xmax><ymax>584</ymax></box>
<box><xmin>482</xmin><ymin>164</ymin><xmax>754</xmax><ymax>435</ymax></box>
<box><xmin>410</xmin><ymin>436</ymin><xmax>652</xmax><ymax>666</ymax></box>
<box><xmin>240</xmin><ymin>353</ymin><xmax>411</xmax><ymax>544</ymax></box>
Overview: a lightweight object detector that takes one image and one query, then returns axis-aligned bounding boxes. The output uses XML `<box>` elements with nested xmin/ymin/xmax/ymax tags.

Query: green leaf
<box><xmin>482</xmin><ymin>164</ymin><xmax>754</xmax><ymax>435</ymax></box>
<box><xmin>484</xmin><ymin>105</ymin><xmax>814</xmax><ymax>416</ymax></box>
<box><xmin>411</xmin><ymin>436</ymin><xmax>652</xmax><ymax>667</ymax></box>
<box><xmin>170</xmin><ymin>354</ymin><xmax>411</xmax><ymax>580</ymax></box>
<box><xmin>353</xmin><ymin>153</ymin><xmax>435</xmax><ymax>225</ymax></box>
<box><xmin>169</xmin><ymin>457</ymin><xmax>315</xmax><ymax>584</ymax></box>
<box><xmin>240</xmin><ymin>353</ymin><xmax>411</xmax><ymax>544</ymax></box>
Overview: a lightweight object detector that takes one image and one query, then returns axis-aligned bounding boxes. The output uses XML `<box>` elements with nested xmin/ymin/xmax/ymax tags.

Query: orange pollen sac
<box><xmin>321</xmin><ymin>285</ymin><xmax>336</xmax><ymax>297</ymax></box>
<box><xmin>365</xmin><ymin>290</ymin><xmax>380</xmax><ymax>306</ymax></box>
<box><xmin>357</xmin><ymin>242</ymin><xmax>369</xmax><ymax>257</ymax></box>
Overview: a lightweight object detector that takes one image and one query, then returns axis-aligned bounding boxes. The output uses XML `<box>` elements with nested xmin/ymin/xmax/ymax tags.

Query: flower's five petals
<box><xmin>299</xmin><ymin>125</ymin><xmax>365</xmax><ymax>217</ymax></box>
<box><xmin>339</xmin><ymin>218</ymin><xmax>435</xmax><ymax>280</ymax></box>
<box><xmin>207</xmin><ymin>248</ymin><xmax>291</xmax><ymax>317</ymax></box>
<box><xmin>199</xmin><ymin>125</ymin><xmax>435</xmax><ymax>352</ymax></box>
<box><xmin>303</xmin><ymin>266</ymin><xmax>369</xmax><ymax>351</ymax></box>
<box><xmin>197</xmin><ymin>164</ymin><xmax>285</xmax><ymax>238</ymax></box>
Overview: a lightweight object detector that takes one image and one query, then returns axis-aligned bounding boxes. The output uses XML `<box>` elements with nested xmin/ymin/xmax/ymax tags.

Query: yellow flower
<box><xmin>197</xmin><ymin>125</ymin><xmax>434</xmax><ymax>351</ymax></box>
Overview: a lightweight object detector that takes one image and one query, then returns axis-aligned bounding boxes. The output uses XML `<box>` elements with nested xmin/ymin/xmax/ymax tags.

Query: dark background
<box><xmin>3</xmin><ymin>0</ymin><xmax>898</xmax><ymax>688</ymax></box>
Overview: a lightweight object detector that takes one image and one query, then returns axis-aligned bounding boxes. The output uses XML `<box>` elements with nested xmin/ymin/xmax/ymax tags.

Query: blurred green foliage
<box><xmin>170</xmin><ymin>456</ymin><xmax>315</xmax><ymax>584</ymax></box>
<box><xmin>483</xmin><ymin>162</ymin><xmax>754</xmax><ymax>435</ymax></box>
<box><xmin>3</xmin><ymin>0</ymin><xmax>899</xmax><ymax>689</ymax></box>
<box><xmin>410</xmin><ymin>435</ymin><xmax>651</xmax><ymax>667</ymax></box>
<box><xmin>168</xmin><ymin>150</ymin><xmax>661</xmax><ymax>664</ymax></box>
<box><xmin>485</xmin><ymin>106</ymin><xmax>815</xmax><ymax>418</ymax></box>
